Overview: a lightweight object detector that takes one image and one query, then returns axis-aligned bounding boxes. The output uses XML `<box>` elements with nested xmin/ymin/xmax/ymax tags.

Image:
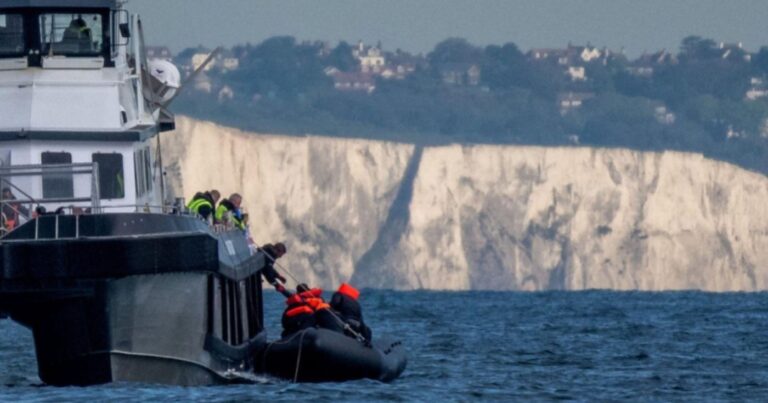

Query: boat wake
<box><xmin>221</xmin><ymin>369</ymin><xmax>272</xmax><ymax>384</ymax></box>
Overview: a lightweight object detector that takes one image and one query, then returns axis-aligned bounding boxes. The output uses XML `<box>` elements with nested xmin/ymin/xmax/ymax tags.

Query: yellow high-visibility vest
<box><xmin>187</xmin><ymin>197</ymin><xmax>212</xmax><ymax>214</ymax></box>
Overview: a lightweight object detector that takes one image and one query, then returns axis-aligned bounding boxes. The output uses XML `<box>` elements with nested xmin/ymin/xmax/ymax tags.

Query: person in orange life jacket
<box><xmin>280</xmin><ymin>284</ymin><xmax>339</xmax><ymax>337</ymax></box>
<box><xmin>260</xmin><ymin>242</ymin><xmax>289</xmax><ymax>295</ymax></box>
<box><xmin>1</xmin><ymin>188</ymin><xmax>28</xmax><ymax>231</ymax></box>
<box><xmin>330</xmin><ymin>283</ymin><xmax>372</xmax><ymax>342</ymax></box>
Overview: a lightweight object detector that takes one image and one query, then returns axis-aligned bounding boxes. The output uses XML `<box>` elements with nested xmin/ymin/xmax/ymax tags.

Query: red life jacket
<box><xmin>337</xmin><ymin>283</ymin><xmax>360</xmax><ymax>300</ymax></box>
<box><xmin>284</xmin><ymin>288</ymin><xmax>329</xmax><ymax>317</ymax></box>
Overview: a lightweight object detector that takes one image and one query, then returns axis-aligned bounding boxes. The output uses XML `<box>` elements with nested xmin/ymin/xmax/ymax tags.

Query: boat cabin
<box><xmin>0</xmin><ymin>0</ymin><xmax>176</xmax><ymax>231</ymax></box>
<box><xmin>0</xmin><ymin>0</ymin><xmax>118</xmax><ymax>69</ymax></box>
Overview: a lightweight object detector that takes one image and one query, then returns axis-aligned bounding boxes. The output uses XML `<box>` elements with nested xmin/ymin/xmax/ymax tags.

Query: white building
<box><xmin>191</xmin><ymin>51</ymin><xmax>214</xmax><ymax>71</ymax></box>
<box><xmin>353</xmin><ymin>41</ymin><xmax>385</xmax><ymax>73</ymax></box>
<box><xmin>566</xmin><ymin>66</ymin><xmax>586</xmax><ymax>81</ymax></box>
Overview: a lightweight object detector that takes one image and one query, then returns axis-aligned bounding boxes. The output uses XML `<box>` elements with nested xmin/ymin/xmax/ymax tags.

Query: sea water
<box><xmin>2</xmin><ymin>290</ymin><xmax>768</xmax><ymax>401</ymax></box>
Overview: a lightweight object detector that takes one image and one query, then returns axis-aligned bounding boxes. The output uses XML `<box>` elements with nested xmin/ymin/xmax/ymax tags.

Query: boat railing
<box><xmin>0</xmin><ymin>162</ymin><xmax>101</xmax><ymax>236</ymax></box>
<box><xmin>18</xmin><ymin>212</ymin><xmax>243</xmax><ymax>243</ymax></box>
<box><xmin>0</xmin><ymin>174</ymin><xmax>243</xmax><ymax>239</ymax></box>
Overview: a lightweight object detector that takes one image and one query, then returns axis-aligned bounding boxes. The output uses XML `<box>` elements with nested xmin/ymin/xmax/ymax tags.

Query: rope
<box><xmin>293</xmin><ymin>329</ymin><xmax>308</xmax><ymax>383</ymax></box>
<box><xmin>254</xmin><ymin>240</ymin><xmax>369</xmax><ymax>344</ymax></box>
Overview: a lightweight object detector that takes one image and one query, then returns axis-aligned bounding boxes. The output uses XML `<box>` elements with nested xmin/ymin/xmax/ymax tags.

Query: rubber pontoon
<box><xmin>257</xmin><ymin>327</ymin><xmax>406</xmax><ymax>382</ymax></box>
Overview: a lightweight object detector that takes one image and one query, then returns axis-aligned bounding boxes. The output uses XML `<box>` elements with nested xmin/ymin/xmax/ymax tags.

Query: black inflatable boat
<box><xmin>258</xmin><ymin>328</ymin><xmax>406</xmax><ymax>382</ymax></box>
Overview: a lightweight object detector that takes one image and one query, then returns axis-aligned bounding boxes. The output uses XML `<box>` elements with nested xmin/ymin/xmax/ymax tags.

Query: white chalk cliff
<box><xmin>162</xmin><ymin>116</ymin><xmax>768</xmax><ymax>291</ymax></box>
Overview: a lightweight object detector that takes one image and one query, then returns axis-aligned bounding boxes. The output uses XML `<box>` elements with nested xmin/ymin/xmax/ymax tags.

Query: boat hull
<box><xmin>258</xmin><ymin>327</ymin><xmax>407</xmax><ymax>382</ymax></box>
<box><xmin>0</xmin><ymin>213</ymin><xmax>267</xmax><ymax>386</ymax></box>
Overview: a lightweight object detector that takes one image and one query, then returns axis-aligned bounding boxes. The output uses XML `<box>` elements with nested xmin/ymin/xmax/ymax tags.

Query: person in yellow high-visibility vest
<box><xmin>187</xmin><ymin>189</ymin><xmax>220</xmax><ymax>221</ymax></box>
<box><xmin>215</xmin><ymin>193</ymin><xmax>245</xmax><ymax>230</ymax></box>
<box><xmin>62</xmin><ymin>18</ymin><xmax>93</xmax><ymax>51</ymax></box>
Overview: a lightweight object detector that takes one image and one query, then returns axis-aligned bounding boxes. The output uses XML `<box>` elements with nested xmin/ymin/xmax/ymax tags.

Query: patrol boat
<box><xmin>0</xmin><ymin>0</ymin><xmax>269</xmax><ymax>386</ymax></box>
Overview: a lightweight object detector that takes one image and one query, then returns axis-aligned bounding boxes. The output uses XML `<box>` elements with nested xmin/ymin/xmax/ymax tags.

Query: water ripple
<box><xmin>3</xmin><ymin>290</ymin><xmax>768</xmax><ymax>400</ymax></box>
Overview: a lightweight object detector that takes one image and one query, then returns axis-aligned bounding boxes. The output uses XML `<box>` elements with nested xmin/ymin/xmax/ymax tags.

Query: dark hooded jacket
<box><xmin>330</xmin><ymin>283</ymin><xmax>372</xmax><ymax>342</ymax></box>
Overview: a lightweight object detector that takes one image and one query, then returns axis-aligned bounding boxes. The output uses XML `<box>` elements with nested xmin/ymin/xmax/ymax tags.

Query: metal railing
<box><xmin>0</xmin><ymin>169</ymin><xmax>243</xmax><ymax>239</ymax></box>
<box><xmin>0</xmin><ymin>162</ymin><xmax>101</xmax><ymax>212</ymax></box>
<box><xmin>0</xmin><ymin>162</ymin><xmax>100</xmax><ymax>236</ymax></box>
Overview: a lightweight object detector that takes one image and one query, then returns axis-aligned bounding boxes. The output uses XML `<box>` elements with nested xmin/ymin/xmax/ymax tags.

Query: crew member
<box><xmin>330</xmin><ymin>283</ymin><xmax>372</xmax><ymax>342</ymax></box>
<box><xmin>1</xmin><ymin>187</ymin><xmax>28</xmax><ymax>231</ymax></box>
<box><xmin>215</xmin><ymin>193</ymin><xmax>245</xmax><ymax>230</ymax></box>
<box><xmin>260</xmin><ymin>242</ymin><xmax>288</xmax><ymax>294</ymax></box>
<box><xmin>62</xmin><ymin>18</ymin><xmax>92</xmax><ymax>51</ymax></box>
<box><xmin>187</xmin><ymin>189</ymin><xmax>220</xmax><ymax>221</ymax></box>
<box><xmin>281</xmin><ymin>284</ymin><xmax>333</xmax><ymax>337</ymax></box>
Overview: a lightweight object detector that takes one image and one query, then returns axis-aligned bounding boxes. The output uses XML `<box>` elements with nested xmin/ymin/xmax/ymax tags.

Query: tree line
<box><xmin>173</xmin><ymin>36</ymin><xmax>768</xmax><ymax>175</ymax></box>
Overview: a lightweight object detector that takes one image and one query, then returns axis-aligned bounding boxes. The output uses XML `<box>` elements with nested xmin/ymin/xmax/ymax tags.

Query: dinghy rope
<box><xmin>293</xmin><ymin>330</ymin><xmax>307</xmax><ymax>382</ymax></box>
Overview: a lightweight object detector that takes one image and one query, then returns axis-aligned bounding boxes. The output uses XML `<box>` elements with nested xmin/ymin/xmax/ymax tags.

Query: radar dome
<box><xmin>148</xmin><ymin>59</ymin><xmax>181</xmax><ymax>104</ymax></box>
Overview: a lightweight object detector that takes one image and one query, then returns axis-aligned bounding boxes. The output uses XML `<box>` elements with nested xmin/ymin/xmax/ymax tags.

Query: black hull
<box><xmin>0</xmin><ymin>213</ymin><xmax>268</xmax><ymax>386</ymax></box>
<box><xmin>258</xmin><ymin>328</ymin><xmax>406</xmax><ymax>383</ymax></box>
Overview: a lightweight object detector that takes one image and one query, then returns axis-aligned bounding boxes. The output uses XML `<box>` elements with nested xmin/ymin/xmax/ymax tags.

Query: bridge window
<box><xmin>39</xmin><ymin>13</ymin><xmax>103</xmax><ymax>56</ymax></box>
<box><xmin>92</xmin><ymin>153</ymin><xmax>124</xmax><ymax>200</ymax></box>
<box><xmin>133</xmin><ymin>148</ymin><xmax>153</xmax><ymax>197</ymax></box>
<box><xmin>41</xmin><ymin>152</ymin><xmax>74</xmax><ymax>199</ymax></box>
<box><xmin>0</xmin><ymin>14</ymin><xmax>25</xmax><ymax>57</ymax></box>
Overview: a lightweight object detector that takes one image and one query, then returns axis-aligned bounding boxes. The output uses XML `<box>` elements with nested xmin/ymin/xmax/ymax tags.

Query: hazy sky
<box><xmin>129</xmin><ymin>0</ymin><xmax>768</xmax><ymax>57</ymax></box>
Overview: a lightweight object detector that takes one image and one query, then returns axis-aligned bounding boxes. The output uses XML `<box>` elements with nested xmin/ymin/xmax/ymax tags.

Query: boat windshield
<box><xmin>0</xmin><ymin>13</ymin><xmax>25</xmax><ymax>57</ymax></box>
<box><xmin>39</xmin><ymin>13</ymin><xmax>103</xmax><ymax>56</ymax></box>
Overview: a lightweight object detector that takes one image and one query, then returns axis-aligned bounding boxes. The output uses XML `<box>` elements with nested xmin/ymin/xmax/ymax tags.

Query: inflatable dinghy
<box><xmin>258</xmin><ymin>328</ymin><xmax>406</xmax><ymax>382</ymax></box>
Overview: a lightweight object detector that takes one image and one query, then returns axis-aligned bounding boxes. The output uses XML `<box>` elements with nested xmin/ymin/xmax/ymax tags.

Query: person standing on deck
<box><xmin>187</xmin><ymin>189</ymin><xmax>220</xmax><ymax>221</ymax></box>
<box><xmin>1</xmin><ymin>187</ymin><xmax>29</xmax><ymax>231</ymax></box>
<box><xmin>215</xmin><ymin>193</ymin><xmax>245</xmax><ymax>230</ymax></box>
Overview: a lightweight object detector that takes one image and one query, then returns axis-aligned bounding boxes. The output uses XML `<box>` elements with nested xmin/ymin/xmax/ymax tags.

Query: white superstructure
<box><xmin>0</xmin><ymin>0</ymin><xmax>179</xmax><ymax>223</ymax></box>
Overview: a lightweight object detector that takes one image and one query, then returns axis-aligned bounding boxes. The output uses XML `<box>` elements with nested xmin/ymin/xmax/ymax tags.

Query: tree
<box><xmin>754</xmin><ymin>46</ymin><xmax>768</xmax><ymax>74</ymax></box>
<box><xmin>578</xmin><ymin>94</ymin><xmax>662</xmax><ymax>149</ymax></box>
<box><xmin>679</xmin><ymin>36</ymin><xmax>720</xmax><ymax>61</ymax></box>
<box><xmin>585</xmin><ymin>63</ymin><xmax>615</xmax><ymax>93</ymax></box>
<box><xmin>228</xmin><ymin>36</ymin><xmax>330</xmax><ymax>99</ymax></box>
<box><xmin>427</xmin><ymin>38</ymin><xmax>483</xmax><ymax>67</ymax></box>
<box><xmin>481</xmin><ymin>43</ymin><xmax>530</xmax><ymax>89</ymax></box>
<box><xmin>327</xmin><ymin>41</ymin><xmax>357</xmax><ymax>72</ymax></box>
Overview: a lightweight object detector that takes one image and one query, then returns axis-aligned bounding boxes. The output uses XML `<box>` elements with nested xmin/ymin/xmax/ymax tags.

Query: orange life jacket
<box><xmin>284</xmin><ymin>288</ymin><xmax>330</xmax><ymax>317</ymax></box>
<box><xmin>337</xmin><ymin>283</ymin><xmax>360</xmax><ymax>300</ymax></box>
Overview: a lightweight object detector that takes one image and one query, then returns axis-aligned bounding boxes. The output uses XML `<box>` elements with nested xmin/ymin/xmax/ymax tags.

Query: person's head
<box><xmin>296</xmin><ymin>283</ymin><xmax>310</xmax><ymax>293</ymax></box>
<box><xmin>210</xmin><ymin>190</ymin><xmax>221</xmax><ymax>203</ymax></box>
<box><xmin>274</xmin><ymin>242</ymin><xmax>287</xmax><ymax>258</ymax></box>
<box><xmin>229</xmin><ymin>193</ymin><xmax>242</xmax><ymax>208</ymax></box>
<box><xmin>32</xmin><ymin>205</ymin><xmax>46</xmax><ymax>218</ymax></box>
<box><xmin>2</xmin><ymin>187</ymin><xmax>12</xmax><ymax>199</ymax></box>
<box><xmin>70</xmin><ymin>18</ymin><xmax>86</xmax><ymax>29</ymax></box>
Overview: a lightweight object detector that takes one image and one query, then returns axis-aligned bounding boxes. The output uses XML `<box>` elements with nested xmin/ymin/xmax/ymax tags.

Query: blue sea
<box><xmin>2</xmin><ymin>290</ymin><xmax>768</xmax><ymax>401</ymax></box>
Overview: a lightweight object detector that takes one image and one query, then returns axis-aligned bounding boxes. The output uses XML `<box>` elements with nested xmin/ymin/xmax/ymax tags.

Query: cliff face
<box><xmin>162</xmin><ymin>117</ymin><xmax>414</xmax><ymax>287</ymax></box>
<box><xmin>163</xmin><ymin>117</ymin><xmax>768</xmax><ymax>291</ymax></box>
